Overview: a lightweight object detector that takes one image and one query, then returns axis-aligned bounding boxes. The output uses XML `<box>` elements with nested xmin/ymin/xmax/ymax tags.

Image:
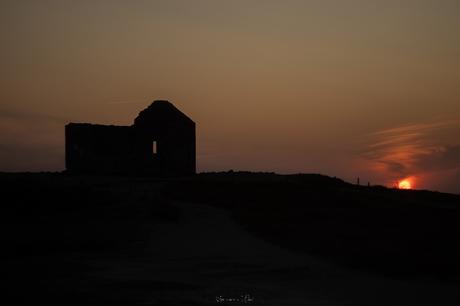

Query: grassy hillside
<box><xmin>2</xmin><ymin>173</ymin><xmax>179</xmax><ymax>305</ymax></box>
<box><xmin>167</xmin><ymin>172</ymin><xmax>460</xmax><ymax>280</ymax></box>
<box><xmin>2</xmin><ymin>173</ymin><xmax>177</xmax><ymax>257</ymax></box>
<box><xmin>3</xmin><ymin>171</ymin><xmax>460</xmax><ymax>305</ymax></box>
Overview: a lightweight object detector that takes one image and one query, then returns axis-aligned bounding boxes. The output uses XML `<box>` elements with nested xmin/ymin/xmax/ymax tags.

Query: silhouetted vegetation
<box><xmin>2</xmin><ymin>173</ymin><xmax>180</xmax><ymax>256</ymax></box>
<box><xmin>2</xmin><ymin>173</ymin><xmax>179</xmax><ymax>305</ymax></box>
<box><xmin>4</xmin><ymin>172</ymin><xmax>460</xmax><ymax>305</ymax></box>
<box><xmin>166</xmin><ymin>172</ymin><xmax>460</xmax><ymax>281</ymax></box>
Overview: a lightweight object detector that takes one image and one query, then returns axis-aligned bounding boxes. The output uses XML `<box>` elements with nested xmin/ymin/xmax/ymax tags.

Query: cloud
<box><xmin>415</xmin><ymin>145</ymin><xmax>460</xmax><ymax>172</ymax></box>
<box><xmin>0</xmin><ymin>107</ymin><xmax>65</xmax><ymax>172</ymax></box>
<box><xmin>0</xmin><ymin>107</ymin><xmax>67</xmax><ymax>123</ymax></box>
<box><xmin>104</xmin><ymin>98</ymin><xmax>150</xmax><ymax>105</ymax></box>
<box><xmin>361</xmin><ymin>119</ymin><xmax>460</xmax><ymax>191</ymax></box>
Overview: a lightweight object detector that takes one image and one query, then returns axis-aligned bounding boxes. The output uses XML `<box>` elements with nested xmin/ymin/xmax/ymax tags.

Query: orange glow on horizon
<box><xmin>398</xmin><ymin>179</ymin><xmax>412</xmax><ymax>190</ymax></box>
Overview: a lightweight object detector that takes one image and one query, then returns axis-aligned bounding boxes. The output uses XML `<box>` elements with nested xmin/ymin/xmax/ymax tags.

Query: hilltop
<box><xmin>167</xmin><ymin>172</ymin><xmax>460</xmax><ymax>279</ymax></box>
<box><xmin>3</xmin><ymin>172</ymin><xmax>460</xmax><ymax>305</ymax></box>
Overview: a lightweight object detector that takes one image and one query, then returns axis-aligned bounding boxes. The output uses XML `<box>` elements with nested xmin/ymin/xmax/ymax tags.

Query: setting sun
<box><xmin>398</xmin><ymin>180</ymin><xmax>412</xmax><ymax>190</ymax></box>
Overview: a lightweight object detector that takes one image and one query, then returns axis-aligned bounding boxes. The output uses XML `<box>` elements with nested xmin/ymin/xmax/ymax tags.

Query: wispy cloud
<box><xmin>361</xmin><ymin>119</ymin><xmax>460</xmax><ymax>188</ymax></box>
<box><xmin>0</xmin><ymin>107</ymin><xmax>65</xmax><ymax>172</ymax></box>
<box><xmin>0</xmin><ymin>107</ymin><xmax>67</xmax><ymax>123</ymax></box>
<box><xmin>104</xmin><ymin>97</ymin><xmax>151</xmax><ymax>105</ymax></box>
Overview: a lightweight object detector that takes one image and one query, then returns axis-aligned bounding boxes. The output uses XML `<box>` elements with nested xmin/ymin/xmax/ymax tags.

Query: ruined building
<box><xmin>65</xmin><ymin>100</ymin><xmax>196</xmax><ymax>176</ymax></box>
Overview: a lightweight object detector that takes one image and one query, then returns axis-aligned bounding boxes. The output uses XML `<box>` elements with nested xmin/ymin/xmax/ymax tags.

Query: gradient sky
<box><xmin>1</xmin><ymin>0</ymin><xmax>459</xmax><ymax>193</ymax></box>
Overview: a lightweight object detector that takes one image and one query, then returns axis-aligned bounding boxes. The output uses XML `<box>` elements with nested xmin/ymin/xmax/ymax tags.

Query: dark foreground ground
<box><xmin>2</xmin><ymin>172</ymin><xmax>460</xmax><ymax>305</ymax></box>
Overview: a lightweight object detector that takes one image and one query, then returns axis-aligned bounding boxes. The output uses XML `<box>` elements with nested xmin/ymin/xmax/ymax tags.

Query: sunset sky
<box><xmin>1</xmin><ymin>0</ymin><xmax>459</xmax><ymax>193</ymax></box>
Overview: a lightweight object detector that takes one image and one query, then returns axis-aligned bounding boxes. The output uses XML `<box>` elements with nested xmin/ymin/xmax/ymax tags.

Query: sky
<box><xmin>1</xmin><ymin>0</ymin><xmax>459</xmax><ymax>193</ymax></box>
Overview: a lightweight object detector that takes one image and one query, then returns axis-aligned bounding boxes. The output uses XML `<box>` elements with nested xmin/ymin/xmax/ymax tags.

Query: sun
<box><xmin>398</xmin><ymin>179</ymin><xmax>412</xmax><ymax>190</ymax></box>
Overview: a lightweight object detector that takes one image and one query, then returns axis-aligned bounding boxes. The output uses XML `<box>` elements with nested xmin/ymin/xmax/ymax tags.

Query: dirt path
<box><xmin>94</xmin><ymin>202</ymin><xmax>460</xmax><ymax>305</ymax></box>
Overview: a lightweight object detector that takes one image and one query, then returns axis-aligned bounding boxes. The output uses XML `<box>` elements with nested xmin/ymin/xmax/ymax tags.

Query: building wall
<box><xmin>65</xmin><ymin>118</ymin><xmax>195</xmax><ymax>176</ymax></box>
<box><xmin>65</xmin><ymin>124</ymin><xmax>136</xmax><ymax>175</ymax></box>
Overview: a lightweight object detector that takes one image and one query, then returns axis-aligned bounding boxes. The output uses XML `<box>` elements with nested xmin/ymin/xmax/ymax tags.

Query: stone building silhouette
<box><xmin>65</xmin><ymin>100</ymin><xmax>196</xmax><ymax>176</ymax></box>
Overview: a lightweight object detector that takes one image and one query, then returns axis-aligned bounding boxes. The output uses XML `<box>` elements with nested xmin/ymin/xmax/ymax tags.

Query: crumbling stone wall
<box><xmin>65</xmin><ymin>100</ymin><xmax>196</xmax><ymax>176</ymax></box>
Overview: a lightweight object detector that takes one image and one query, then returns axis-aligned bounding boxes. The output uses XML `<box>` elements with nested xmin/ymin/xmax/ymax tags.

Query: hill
<box><xmin>167</xmin><ymin>172</ymin><xmax>460</xmax><ymax>280</ymax></box>
<box><xmin>2</xmin><ymin>172</ymin><xmax>460</xmax><ymax>305</ymax></box>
